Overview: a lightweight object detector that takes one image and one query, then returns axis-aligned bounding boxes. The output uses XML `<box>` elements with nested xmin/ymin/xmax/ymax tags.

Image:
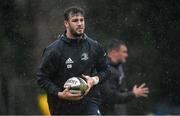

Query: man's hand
<box><xmin>133</xmin><ymin>83</ymin><xmax>149</xmax><ymax>97</ymax></box>
<box><xmin>82</xmin><ymin>74</ymin><xmax>98</xmax><ymax>96</ymax></box>
<box><xmin>58</xmin><ymin>88</ymin><xmax>83</xmax><ymax>101</ymax></box>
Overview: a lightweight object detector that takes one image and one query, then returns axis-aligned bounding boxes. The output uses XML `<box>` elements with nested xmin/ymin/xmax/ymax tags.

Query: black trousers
<box><xmin>100</xmin><ymin>103</ymin><xmax>127</xmax><ymax>115</ymax></box>
<box><xmin>48</xmin><ymin>98</ymin><xmax>101</xmax><ymax>115</ymax></box>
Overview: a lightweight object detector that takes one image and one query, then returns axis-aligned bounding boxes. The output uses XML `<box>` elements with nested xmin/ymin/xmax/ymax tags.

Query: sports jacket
<box><xmin>36</xmin><ymin>32</ymin><xmax>109</xmax><ymax>109</ymax></box>
<box><xmin>100</xmin><ymin>58</ymin><xmax>135</xmax><ymax>114</ymax></box>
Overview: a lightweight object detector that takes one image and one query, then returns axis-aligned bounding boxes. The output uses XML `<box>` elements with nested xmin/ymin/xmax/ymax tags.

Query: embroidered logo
<box><xmin>65</xmin><ymin>58</ymin><xmax>74</xmax><ymax>64</ymax></box>
<box><xmin>81</xmin><ymin>53</ymin><xmax>88</xmax><ymax>61</ymax></box>
<box><xmin>65</xmin><ymin>58</ymin><xmax>74</xmax><ymax>69</ymax></box>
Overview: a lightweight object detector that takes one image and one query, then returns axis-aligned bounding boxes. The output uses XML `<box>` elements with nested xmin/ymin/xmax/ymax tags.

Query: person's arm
<box><xmin>116</xmin><ymin>77</ymin><xmax>136</xmax><ymax>103</ymax></box>
<box><xmin>102</xmin><ymin>80</ymin><xmax>149</xmax><ymax>104</ymax></box>
<box><xmin>115</xmin><ymin>91</ymin><xmax>136</xmax><ymax>103</ymax></box>
<box><xmin>36</xmin><ymin>48</ymin><xmax>61</xmax><ymax>96</ymax></box>
<box><xmin>101</xmin><ymin>79</ymin><xmax>135</xmax><ymax>104</ymax></box>
<box><xmin>83</xmin><ymin>43</ymin><xmax>109</xmax><ymax>95</ymax></box>
<box><xmin>37</xmin><ymin>48</ymin><xmax>83</xmax><ymax>100</ymax></box>
<box><xmin>94</xmin><ymin>43</ymin><xmax>109</xmax><ymax>83</ymax></box>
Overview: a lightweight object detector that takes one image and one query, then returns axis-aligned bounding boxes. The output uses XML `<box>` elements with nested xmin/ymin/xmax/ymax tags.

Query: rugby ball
<box><xmin>64</xmin><ymin>77</ymin><xmax>88</xmax><ymax>94</ymax></box>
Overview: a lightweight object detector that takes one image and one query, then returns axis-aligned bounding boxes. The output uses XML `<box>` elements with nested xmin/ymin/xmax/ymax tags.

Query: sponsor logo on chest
<box><xmin>65</xmin><ymin>53</ymin><xmax>88</xmax><ymax>69</ymax></box>
<box><xmin>65</xmin><ymin>58</ymin><xmax>74</xmax><ymax>69</ymax></box>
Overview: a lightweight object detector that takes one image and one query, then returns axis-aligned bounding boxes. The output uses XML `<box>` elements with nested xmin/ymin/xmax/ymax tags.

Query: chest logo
<box><xmin>65</xmin><ymin>58</ymin><xmax>74</xmax><ymax>69</ymax></box>
<box><xmin>81</xmin><ymin>53</ymin><xmax>88</xmax><ymax>61</ymax></box>
<box><xmin>65</xmin><ymin>58</ymin><xmax>74</xmax><ymax>64</ymax></box>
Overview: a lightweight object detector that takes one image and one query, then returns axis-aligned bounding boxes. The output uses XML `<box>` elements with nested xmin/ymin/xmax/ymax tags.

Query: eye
<box><xmin>80</xmin><ymin>18</ymin><xmax>84</xmax><ymax>22</ymax></box>
<box><xmin>72</xmin><ymin>19</ymin><xmax>78</xmax><ymax>22</ymax></box>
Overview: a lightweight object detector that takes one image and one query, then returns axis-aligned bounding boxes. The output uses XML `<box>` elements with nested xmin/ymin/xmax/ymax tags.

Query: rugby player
<box><xmin>36</xmin><ymin>7</ymin><xmax>109</xmax><ymax>115</ymax></box>
<box><xmin>100</xmin><ymin>39</ymin><xmax>149</xmax><ymax>114</ymax></box>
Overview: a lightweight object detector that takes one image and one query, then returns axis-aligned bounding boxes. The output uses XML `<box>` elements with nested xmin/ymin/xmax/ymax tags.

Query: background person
<box><xmin>100</xmin><ymin>39</ymin><xmax>149</xmax><ymax>115</ymax></box>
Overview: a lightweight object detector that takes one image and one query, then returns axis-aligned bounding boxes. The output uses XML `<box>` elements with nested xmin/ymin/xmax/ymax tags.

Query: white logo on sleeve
<box><xmin>65</xmin><ymin>58</ymin><xmax>74</xmax><ymax>69</ymax></box>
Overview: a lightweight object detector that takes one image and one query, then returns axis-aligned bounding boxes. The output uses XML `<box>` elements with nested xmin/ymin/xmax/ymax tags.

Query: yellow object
<box><xmin>38</xmin><ymin>94</ymin><xmax>50</xmax><ymax>116</ymax></box>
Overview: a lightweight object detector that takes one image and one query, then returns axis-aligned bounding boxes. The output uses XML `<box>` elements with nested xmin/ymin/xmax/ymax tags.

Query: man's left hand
<box><xmin>82</xmin><ymin>74</ymin><xmax>95</xmax><ymax>96</ymax></box>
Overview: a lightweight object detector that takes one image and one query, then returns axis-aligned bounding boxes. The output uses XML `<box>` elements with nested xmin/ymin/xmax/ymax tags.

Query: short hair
<box><xmin>108</xmin><ymin>39</ymin><xmax>126</xmax><ymax>52</ymax></box>
<box><xmin>64</xmin><ymin>7</ymin><xmax>85</xmax><ymax>21</ymax></box>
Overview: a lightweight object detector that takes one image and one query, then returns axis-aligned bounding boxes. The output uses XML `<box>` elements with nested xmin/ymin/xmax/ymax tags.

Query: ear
<box><xmin>64</xmin><ymin>20</ymin><xmax>69</xmax><ymax>29</ymax></box>
<box><xmin>111</xmin><ymin>49</ymin><xmax>116</xmax><ymax>54</ymax></box>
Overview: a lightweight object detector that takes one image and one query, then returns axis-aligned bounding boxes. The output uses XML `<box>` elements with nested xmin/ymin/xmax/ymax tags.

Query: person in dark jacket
<box><xmin>36</xmin><ymin>7</ymin><xmax>109</xmax><ymax>115</ymax></box>
<box><xmin>100</xmin><ymin>39</ymin><xmax>149</xmax><ymax>115</ymax></box>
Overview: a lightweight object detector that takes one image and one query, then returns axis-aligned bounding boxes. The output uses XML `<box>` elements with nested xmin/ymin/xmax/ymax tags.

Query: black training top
<box><xmin>100</xmin><ymin>58</ymin><xmax>136</xmax><ymax>109</ymax></box>
<box><xmin>36</xmin><ymin>32</ymin><xmax>109</xmax><ymax>104</ymax></box>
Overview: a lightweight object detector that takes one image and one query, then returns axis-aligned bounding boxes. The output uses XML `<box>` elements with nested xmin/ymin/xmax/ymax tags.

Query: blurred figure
<box><xmin>100</xmin><ymin>39</ymin><xmax>149</xmax><ymax>115</ymax></box>
<box><xmin>38</xmin><ymin>94</ymin><xmax>50</xmax><ymax>115</ymax></box>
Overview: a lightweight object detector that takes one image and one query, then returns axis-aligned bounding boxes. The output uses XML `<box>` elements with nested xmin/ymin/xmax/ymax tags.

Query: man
<box><xmin>36</xmin><ymin>7</ymin><xmax>109</xmax><ymax>115</ymax></box>
<box><xmin>100</xmin><ymin>39</ymin><xmax>149</xmax><ymax>114</ymax></box>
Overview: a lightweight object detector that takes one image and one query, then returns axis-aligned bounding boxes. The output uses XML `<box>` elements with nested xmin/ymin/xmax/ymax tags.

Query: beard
<box><xmin>69</xmin><ymin>27</ymin><xmax>84</xmax><ymax>38</ymax></box>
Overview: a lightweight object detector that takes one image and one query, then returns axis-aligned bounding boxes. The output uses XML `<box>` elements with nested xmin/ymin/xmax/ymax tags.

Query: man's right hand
<box><xmin>132</xmin><ymin>83</ymin><xmax>149</xmax><ymax>97</ymax></box>
<box><xmin>58</xmin><ymin>88</ymin><xmax>83</xmax><ymax>101</ymax></box>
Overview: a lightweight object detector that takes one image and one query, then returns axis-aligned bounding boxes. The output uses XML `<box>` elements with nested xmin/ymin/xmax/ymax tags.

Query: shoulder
<box><xmin>86</xmin><ymin>37</ymin><xmax>102</xmax><ymax>49</ymax></box>
<box><xmin>44</xmin><ymin>37</ymin><xmax>63</xmax><ymax>56</ymax></box>
<box><xmin>86</xmin><ymin>36</ymin><xmax>107</xmax><ymax>58</ymax></box>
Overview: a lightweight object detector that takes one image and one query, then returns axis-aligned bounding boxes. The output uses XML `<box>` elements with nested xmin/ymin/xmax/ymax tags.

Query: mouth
<box><xmin>77</xmin><ymin>28</ymin><xmax>83</xmax><ymax>30</ymax></box>
<box><xmin>76</xmin><ymin>28</ymin><xmax>84</xmax><ymax>32</ymax></box>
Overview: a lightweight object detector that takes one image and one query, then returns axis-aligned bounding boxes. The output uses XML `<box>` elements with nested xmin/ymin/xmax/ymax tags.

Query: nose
<box><xmin>77</xmin><ymin>19</ymin><xmax>83</xmax><ymax>26</ymax></box>
<box><xmin>77</xmin><ymin>20</ymin><xmax>82</xmax><ymax>25</ymax></box>
<box><xmin>126</xmin><ymin>54</ymin><xmax>128</xmax><ymax>58</ymax></box>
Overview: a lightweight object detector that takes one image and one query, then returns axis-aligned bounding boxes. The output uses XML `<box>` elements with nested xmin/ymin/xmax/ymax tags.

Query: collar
<box><xmin>60</xmin><ymin>31</ymin><xmax>87</xmax><ymax>44</ymax></box>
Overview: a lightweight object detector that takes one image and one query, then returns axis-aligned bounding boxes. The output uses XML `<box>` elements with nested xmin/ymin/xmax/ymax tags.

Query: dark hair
<box><xmin>108</xmin><ymin>39</ymin><xmax>126</xmax><ymax>52</ymax></box>
<box><xmin>64</xmin><ymin>7</ymin><xmax>85</xmax><ymax>21</ymax></box>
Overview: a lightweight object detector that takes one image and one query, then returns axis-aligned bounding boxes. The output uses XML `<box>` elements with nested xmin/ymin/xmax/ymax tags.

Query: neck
<box><xmin>66</xmin><ymin>30</ymin><xmax>83</xmax><ymax>40</ymax></box>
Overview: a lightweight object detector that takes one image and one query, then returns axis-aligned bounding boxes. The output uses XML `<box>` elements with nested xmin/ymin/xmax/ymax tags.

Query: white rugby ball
<box><xmin>64</xmin><ymin>77</ymin><xmax>88</xmax><ymax>94</ymax></box>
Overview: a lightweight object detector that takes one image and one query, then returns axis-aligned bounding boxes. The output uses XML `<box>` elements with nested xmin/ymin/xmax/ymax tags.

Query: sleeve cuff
<box><xmin>127</xmin><ymin>91</ymin><xmax>136</xmax><ymax>98</ymax></box>
<box><xmin>50</xmin><ymin>87</ymin><xmax>62</xmax><ymax>97</ymax></box>
<box><xmin>97</xmin><ymin>73</ymin><xmax>103</xmax><ymax>83</ymax></box>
